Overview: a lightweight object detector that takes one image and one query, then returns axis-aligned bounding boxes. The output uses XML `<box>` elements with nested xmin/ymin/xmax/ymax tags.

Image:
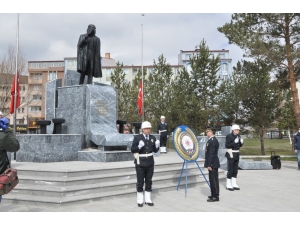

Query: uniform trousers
<box><xmin>160</xmin><ymin>135</ymin><xmax>168</xmax><ymax>147</ymax></box>
<box><xmin>209</xmin><ymin>168</ymin><xmax>219</xmax><ymax>197</ymax></box>
<box><xmin>135</xmin><ymin>163</ymin><xmax>154</xmax><ymax>192</ymax></box>
<box><xmin>227</xmin><ymin>153</ymin><xmax>239</xmax><ymax>178</ymax></box>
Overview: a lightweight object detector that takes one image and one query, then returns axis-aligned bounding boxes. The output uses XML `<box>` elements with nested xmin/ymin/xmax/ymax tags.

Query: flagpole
<box><xmin>13</xmin><ymin>13</ymin><xmax>19</xmax><ymax>136</ymax></box>
<box><xmin>141</xmin><ymin>14</ymin><xmax>145</xmax><ymax>122</ymax></box>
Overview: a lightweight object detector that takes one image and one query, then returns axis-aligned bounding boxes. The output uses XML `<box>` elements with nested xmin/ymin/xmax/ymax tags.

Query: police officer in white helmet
<box><xmin>131</xmin><ymin>121</ymin><xmax>160</xmax><ymax>207</ymax></box>
<box><xmin>225</xmin><ymin>124</ymin><xmax>243</xmax><ymax>191</ymax></box>
<box><xmin>157</xmin><ymin>116</ymin><xmax>169</xmax><ymax>153</ymax></box>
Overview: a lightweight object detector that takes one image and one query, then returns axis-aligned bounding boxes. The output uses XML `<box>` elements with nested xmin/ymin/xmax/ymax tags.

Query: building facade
<box><xmin>178</xmin><ymin>49</ymin><xmax>232</xmax><ymax>82</ymax></box>
<box><xmin>27</xmin><ymin>60</ymin><xmax>64</xmax><ymax>133</ymax></box>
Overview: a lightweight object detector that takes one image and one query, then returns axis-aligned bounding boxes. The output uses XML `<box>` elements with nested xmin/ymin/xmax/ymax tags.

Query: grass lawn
<box><xmin>167</xmin><ymin>138</ymin><xmax>297</xmax><ymax>156</ymax></box>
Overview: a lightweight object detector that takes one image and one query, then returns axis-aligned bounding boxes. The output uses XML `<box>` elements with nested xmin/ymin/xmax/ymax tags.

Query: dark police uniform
<box><xmin>131</xmin><ymin>134</ymin><xmax>159</xmax><ymax>192</ymax></box>
<box><xmin>157</xmin><ymin>121</ymin><xmax>168</xmax><ymax>148</ymax></box>
<box><xmin>204</xmin><ymin>136</ymin><xmax>220</xmax><ymax>199</ymax></box>
<box><xmin>225</xmin><ymin>132</ymin><xmax>243</xmax><ymax>179</ymax></box>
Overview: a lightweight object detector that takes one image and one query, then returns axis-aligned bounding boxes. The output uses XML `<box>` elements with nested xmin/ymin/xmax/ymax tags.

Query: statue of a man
<box><xmin>77</xmin><ymin>24</ymin><xmax>102</xmax><ymax>84</ymax></box>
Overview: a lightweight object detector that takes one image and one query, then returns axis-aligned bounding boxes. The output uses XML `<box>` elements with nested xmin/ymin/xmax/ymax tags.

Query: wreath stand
<box><xmin>176</xmin><ymin>159</ymin><xmax>210</xmax><ymax>197</ymax></box>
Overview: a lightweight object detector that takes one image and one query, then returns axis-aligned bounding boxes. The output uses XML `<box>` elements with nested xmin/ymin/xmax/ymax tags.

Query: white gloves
<box><xmin>167</xmin><ymin>135</ymin><xmax>169</xmax><ymax>138</ymax></box>
<box><xmin>240</xmin><ymin>138</ymin><xmax>244</xmax><ymax>144</ymax></box>
<box><xmin>155</xmin><ymin>140</ymin><xmax>160</xmax><ymax>148</ymax></box>
<box><xmin>234</xmin><ymin>137</ymin><xmax>239</xmax><ymax>143</ymax></box>
<box><xmin>138</xmin><ymin>140</ymin><xmax>145</xmax><ymax>149</ymax></box>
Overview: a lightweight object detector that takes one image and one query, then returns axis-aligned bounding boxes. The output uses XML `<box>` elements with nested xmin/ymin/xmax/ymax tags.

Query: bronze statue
<box><xmin>77</xmin><ymin>24</ymin><xmax>102</xmax><ymax>84</ymax></box>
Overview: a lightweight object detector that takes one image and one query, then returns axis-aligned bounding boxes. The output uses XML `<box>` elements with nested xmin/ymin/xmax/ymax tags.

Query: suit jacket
<box><xmin>131</xmin><ymin>134</ymin><xmax>159</xmax><ymax>167</ymax></box>
<box><xmin>204</xmin><ymin>136</ymin><xmax>220</xmax><ymax>168</ymax></box>
<box><xmin>157</xmin><ymin>122</ymin><xmax>168</xmax><ymax>136</ymax></box>
<box><xmin>77</xmin><ymin>34</ymin><xmax>102</xmax><ymax>78</ymax></box>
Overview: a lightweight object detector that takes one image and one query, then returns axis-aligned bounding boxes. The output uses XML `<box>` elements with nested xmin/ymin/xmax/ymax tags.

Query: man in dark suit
<box><xmin>204</xmin><ymin>127</ymin><xmax>220</xmax><ymax>202</ymax></box>
<box><xmin>157</xmin><ymin>116</ymin><xmax>169</xmax><ymax>153</ymax></box>
<box><xmin>77</xmin><ymin>24</ymin><xmax>102</xmax><ymax>84</ymax></box>
<box><xmin>131</xmin><ymin>121</ymin><xmax>160</xmax><ymax>207</ymax></box>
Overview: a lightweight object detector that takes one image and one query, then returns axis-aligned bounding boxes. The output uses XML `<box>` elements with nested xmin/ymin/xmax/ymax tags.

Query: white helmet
<box><xmin>232</xmin><ymin>124</ymin><xmax>240</xmax><ymax>130</ymax></box>
<box><xmin>0</xmin><ymin>111</ymin><xmax>2</xmax><ymax>115</ymax></box>
<box><xmin>160</xmin><ymin>116</ymin><xmax>165</xmax><ymax>119</ymax></box>
<box><xmin>141</xmin><ymin>121</ymin><xmax>152</xmax><ymax>129</ymax></box>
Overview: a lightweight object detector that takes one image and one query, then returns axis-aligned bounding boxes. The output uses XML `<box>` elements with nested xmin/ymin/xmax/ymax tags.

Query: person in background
<box><xmin>131</xmin><ymin>121</ymin><xmax>160</xmax><ymax>207</ymax></box>
<box><xmin>0</xmin><ymin>117</ymin><xmax>20</xmax><ymax>203</ymax></box>
<box><xmin>293</xmin><ymin>127</ymin><xmax>300</xmax><ymax>170</ymax></box>
<box><xmin>0</xmin><ymin>111</ymin><xmax>3</xmax><ymax>118</ymax></box>
<box><xmin>225</xmin><ymin>124</ymin><xmax>243</xmax><ymax>191</ymax></box>
<box><xmin>204</xmin><ymin>127</ymin><xmax>220</xmax><ymax>202</ymax></box>
<box><xmin>157</xmin><ymin>116</ymin><xmax>169</xmax><ymax>153</ymax></box>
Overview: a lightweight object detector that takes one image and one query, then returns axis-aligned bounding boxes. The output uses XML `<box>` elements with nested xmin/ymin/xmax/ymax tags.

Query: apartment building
<box><xmin>178</xmin><ymin>49</ymin><xmax>232</xmax><ymax>82</ymax></box>
<box><xmin>0</xmin><ymin>73</ymin><xmax>29</xmax><ymax>133</ymax></box>
<box><xmin>27</xmin><ymin>60</ymin><xmax>64</xmax><ymax>133</ymax></box>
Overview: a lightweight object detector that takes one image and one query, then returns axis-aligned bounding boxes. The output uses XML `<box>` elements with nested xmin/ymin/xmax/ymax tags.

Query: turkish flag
<box><xmin>137</xmin><ymin>80</ymin><xmax>143</xmax><ymax>116</ymax></box>
<box><xmin>10</xmin><ymin>73</ymin><xmax>21</xmax><ymax>114</ymax></box>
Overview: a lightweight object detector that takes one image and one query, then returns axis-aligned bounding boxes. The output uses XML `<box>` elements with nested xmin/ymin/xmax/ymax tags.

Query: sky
<box><xmin>0</xmin><ymin>1</ymin><xmax>294</xmax><ymax>70</ymax></box>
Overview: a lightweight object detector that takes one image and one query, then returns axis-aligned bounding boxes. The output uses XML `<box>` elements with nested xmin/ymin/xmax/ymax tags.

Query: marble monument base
<box><xmin>78</xmin><ymin>149</ymin><xmax>134</xmax><ymax>162</ymax></box>
<box><xmin>16</xmin><ymin>134</ymin><xmax>82</xmax><ymax>162</ymax></box>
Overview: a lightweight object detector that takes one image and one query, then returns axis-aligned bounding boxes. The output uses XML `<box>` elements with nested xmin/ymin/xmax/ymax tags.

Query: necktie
<box><xmin>146</xmin><ymin>135</ymin><xmax>148</xmax><ymax>140</ymax></box>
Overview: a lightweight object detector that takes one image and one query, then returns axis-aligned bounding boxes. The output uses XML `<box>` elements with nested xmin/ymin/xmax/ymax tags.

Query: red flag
<box><xmin>10</xmin><ymin>73</ymin><xmax>21</xmax><ymax>114</ymax></box>
<box><xmin>137</xmin><ymin>80</ymin><xmax>143</xmax><ymax>116</ymax></box>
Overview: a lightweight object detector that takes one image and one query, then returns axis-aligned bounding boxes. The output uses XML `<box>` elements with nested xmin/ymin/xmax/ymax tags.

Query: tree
<box><xmin>237</xmin><ymin>59</ymin><xmax>282</xmax><ymax>155</ymax></box>
<box><xmin>218</xmin><ymin>13</ymin><xmax>300</xmax><ymax>126</ymax></box>
<box><xmin>218</xmin><ymin>69</ymin><xmax>245</xmax><ymax>126</ymax></box>
<box><xmin>189</xmin><ymin>39</ymin><xmax>220</xmax><ymax>129</ymax></box>
<box><xmin>110</xmin><ymin>61</ymin><xmax>131</xmax><ymax>121</ymax></box>
<box><xmin>144</xmin><ymin>54</ymin><xmax>174</xmax><ymax>132</ymax></box>
<box><xmin>169</xmin><ymin>67</ymin><xmax>203</xmax><ymax>134</ymax></box>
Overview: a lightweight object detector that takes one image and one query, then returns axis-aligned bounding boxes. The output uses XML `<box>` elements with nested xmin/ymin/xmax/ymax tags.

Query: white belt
<box><xmin>232</xmin><ymin>150</ymin><xmax>239</xmax><ymax>153</ymax></box>
<box><xmin>133</xmin><ymin>153</ymin><xmax>153</xmax><ymax>165</ymax></box>
<box><xmin>226</xmin><ymin>149</ymin><xmax>239</xmax><ymax>158</ymax></box>
<box><xmin>159</xmin><ymin>130</ymin><xmax>167</xmax><ymax>133</ymax></box>
<box><xmin>139</xmin><ymin>153</ymin><xmax>153</xmax><ymax>157</ymax></box>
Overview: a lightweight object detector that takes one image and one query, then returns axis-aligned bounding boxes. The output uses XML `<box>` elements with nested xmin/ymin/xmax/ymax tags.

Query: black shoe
<box><xmin>233</xmin><ymin>187</ymin><xmax>240</xmax><ymax>190</ymax></box>
<box><xmin>207</xmin><ymin>197</ymin><xmax>219</xmax><ymax>202</ymax></box>
<box><xmin>226</xmin><ymin>187</ymin><xmax>234</xmax><ymax>191</ymax></box>
<box><xmin>207</xmin><ymin>195</ymin><xmax>213</xmax><ymax>200</ymax></box>
<box><xmin>138</xmin><ymin>203</ymin><xmax>143</xmax><ymax>207</ymax></box>
<box><xmin>145</xmin><ymin>202</ymin><xmax>154</xmax><ymax>206</ymax></box>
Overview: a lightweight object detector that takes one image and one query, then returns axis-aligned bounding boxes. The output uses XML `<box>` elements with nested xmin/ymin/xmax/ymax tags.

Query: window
<box><xmin>33</xmin><ymin>85</ymin><xmax>42</xmax><ymax>91</ymax></box>
<box><xmin>219</xmin><ymin>53</ymin><xmax>225</xmax><ymax>59</ymax></box>
<box><xmin>23</xmin><ymin>86</ymin><xmax>25</xmax><ymax>91</ymax></box>
<box><xmin>33</xmin><ymin>95</ymin><xmax>42</xmax><ymax>101</ymax></box>
<box><xmin>48</xmin><ymin>71</ymin><xmax>57</xmax><ymax>81</ymax></box>
<box><xmin>34</xmin><ymin>74</ymin><xmax>42</xmax><ymax>80</ymax></box>
<box><xmin>106</xmin><ymin>69</ymin><xmax>111</xmax><ymax>77</ymax></box>
<box><xmin>22</xmin><ymin>97</ymin><xmax>25</xmax><ymax>103</ymax></box>
<box><xmin>185</xmin><ymin>54</ymin><xmax>191</xmax><ymax>60</ymax></box>
<box><xmin>18</xmin><ymin>108</ymin><xmax>20</xmax><ymax>113</ymax></box>
<box><xmin>222</xmin><ymin>63</ymin><xmax>228</xmax><ymax>75</ymax></box>
<box><xmin>29</xmin><ymin>106</ymin><xmax>41</xmax><ymax>112</ymax></box>
<box><xmin>122</xmin><ymin>68</ymin><xmax>129</xmax><ymax>75</ymax></box>
<box><xmin>147</xmin><ymin>68</ymin><xmax>153</xmax><ymax>75</ymax></box>
<box><xmin>22</xmin><ymin>108</ymin><xmax>24</xmax><ymax>113</ymax></box>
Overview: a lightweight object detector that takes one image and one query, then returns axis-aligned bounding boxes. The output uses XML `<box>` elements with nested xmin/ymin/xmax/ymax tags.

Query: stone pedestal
<box><xmin>16</xmin><ymin>134</ymin><xmax>82</xmax><ymax>162</ymax></box>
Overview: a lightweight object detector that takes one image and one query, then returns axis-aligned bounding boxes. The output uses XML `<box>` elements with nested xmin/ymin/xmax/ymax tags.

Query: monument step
<box><xmin>12</xmin><ymin>170</ymin><xmax>225</xmax><ymax>198</ymax></box>
<box><xmin>3</xmin><ymin>175</ymin><xmax>226</xmax><ymax>207</ymax></box>
<box><xmin>17</xmin><ymin>165</ymin><xmax>207</xmax><ymax>186</ymax></box>
<box><xmin>16</xmin><ymin>160</ymin><xmax>205</xmax><ymax>178</ymax></box>
<box><xmin>16</xmin><ymin>167</ymin><xmax>214</xmax><ymax>188</ymax></box>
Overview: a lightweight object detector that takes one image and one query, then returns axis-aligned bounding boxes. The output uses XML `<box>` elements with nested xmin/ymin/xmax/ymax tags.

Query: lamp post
<box><xmin>141</xmin><ymin>14</ymin><xmax>145</xmax><ymax>122</ymax></box>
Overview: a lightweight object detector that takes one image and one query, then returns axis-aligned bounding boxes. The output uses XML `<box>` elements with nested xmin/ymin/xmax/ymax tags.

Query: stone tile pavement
<box><xmin>0</xmin><ymin>159</ymin><xmax>299</xmax><ymax>212</ymax></box>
